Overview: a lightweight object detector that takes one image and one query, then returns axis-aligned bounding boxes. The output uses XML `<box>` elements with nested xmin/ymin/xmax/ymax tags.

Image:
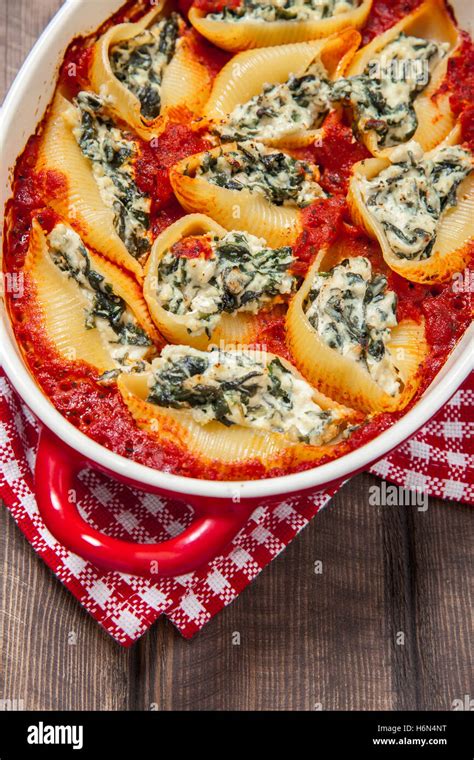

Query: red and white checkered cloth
<box><xmin>0</xmin><ymin>368</ymin><xmax>472</xmax><ymax>644</ymax></box>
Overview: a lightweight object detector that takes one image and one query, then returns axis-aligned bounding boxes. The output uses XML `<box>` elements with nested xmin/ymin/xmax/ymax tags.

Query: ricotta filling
<box><xmin>330</xmin><ymin>33</ymin><xmax>450</xmax><ymax>148</ymax></box>
<box><xmin>208</xmin><ymin>0</ymin><xmax>357</xmax><ymax>23</ymax></box>
<box><xmin>110</xmin><ymin>13</ymin><xmax>182</xmax><ymax>121</ymax></box>
<box><xmin>305</xmin><ymin>256</ymin><xmax>401</xmax><ymax>396</ymax></box>
<box><xmin>157</xmin><ymin>230</ymin><xmax>296</xmax><ymax>336</ymax></box>
<box><xmin>194</xmin><ymin>140</ymin><xmax>325</xmax><ymax>207</ymax></box>
<box><xmin>360</xmin><ymin>142</ymin><xmax>473</xmax><ymax>260</ymax></box>
<box><xmin>147</xmin><ymin>345</ymin><xmax>344</xmax><ymax>444</ymax></box>
<box><xmin>217</xmin><ymin>60</ymin><xmax>332</xmax><ymax>142</ymax></box>
<box><xmin>47</xmin><ymin>223</ymin><xmax>154</xmax><ymax>367</ymax></box>
<box><xmin>73</xmin><ymin>91</ymin><xmax>151</xmax><ymax>259</ymax></box>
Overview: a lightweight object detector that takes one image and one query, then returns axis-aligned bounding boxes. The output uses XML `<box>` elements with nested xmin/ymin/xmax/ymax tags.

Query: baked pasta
<box><xmin>144</xmin><ymin>213</ymin><xmax>296</xmax><ymax>349</ymax></box>
<box><xmin>203</xmin><ymin>30</ymin><xmax>360</xmax><ymax>147</ymax></box>
<box><xmin>331</xmin><ymin>0</ymin><xmax>460</xmax><ymax>156</ymax></box>
<box><xmin>2</xmin><ymin>0</ymin><xmax>473</xmax><ymax>479</ymax></box>
<box><xmin>25</xmin><ymin>217</ymin><xmax>160</xmax><ymax>376</ymax></box>
<box><xmin>170</xmin><ymin>140</ymin><xmax>326</xmax><ymax>245</ymax></box>
<box><xmin>118</xmin><ymin>345</ymin><xmax>356</xmax><ymax>472</ymax></box>
<box><xmin>90</xmin><ymin>3</ymin><xmax>212</xmax><ymax>138</ymax></box>
<box><xmin>287</xmin><ymin>243</ymin><xmax>428</xmax><ymax>410</ymax></box>
<box><xmin>348</xmin><ymin>127</ymin><xmax>474</xmax><ymax>282</ymax></box>
<box><xmin>188</xmin><ymin>0</ymin><xmax>373</xmax><ymax>52</ymax></box>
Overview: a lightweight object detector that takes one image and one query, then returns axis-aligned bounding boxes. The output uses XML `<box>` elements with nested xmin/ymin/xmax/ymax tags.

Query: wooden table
<box><xmin>0</xmin><ymin>0</ymin><xmax>471</xmax><ymax>712</ymax></box>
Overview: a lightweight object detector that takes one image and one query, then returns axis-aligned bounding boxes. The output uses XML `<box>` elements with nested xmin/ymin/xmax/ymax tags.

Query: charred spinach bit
<box><xmin>267</xmin><ymin>358</ymin><xmax>293</xmax><ymax>408</ymax></box>
<box><xmin>86</xmin><ymin>273</ymin><xmax>151</xmax><ymax>346</ymax></box>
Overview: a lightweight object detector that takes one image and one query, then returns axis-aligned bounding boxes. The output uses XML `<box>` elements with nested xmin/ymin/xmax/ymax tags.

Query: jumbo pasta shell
<box><xmin>343</xmin><ymin>0</ymin><xmax>460</xmax><ymax>157</ymax></box>
<box><xmin>117</xmin><ymin>352</ymin><xmax>355</xmax><ymax>473</ymax></box>
<box><xmin>203</xmin><ymin>30</ymin><xmax>361</xmax><ymax>148</ymax></box>
<box><xmin>36</xmin><ymin>93</ymin><xmax>143</xmax><ymax>279</ymax></box>
<box><xmin>347</xmin><ymin>128</ymin><xmax>474</xmax><ymax>283</ymax></box>
<box><xmin>188</xmin><ymin>0</ymin><xmax>372</xmax><ymax>53</ymax></box>
<box><xmin>286</xmin><ymin>247</ymin><xmax>428</xmax><ymax>412</ymax></box>
<box><xmin>169</xmin><ymin>143</ymin><xmax>310</xmax><ymax>246</ymax></box>
<box><xmin>160</xmin><ymin>34</ymin><xmax>213</xmax><ymax>115</ymax></box>
<box><xmin>144</xmin><ymin>213</ymin><xmax>289</xmax><ymax>349</ymax></box>
<box><xmin>24</xmin><ymin>218</ymin><xmax>161</xmax><ymax>372</ymax></box>
<box><xmin>90</xmin><ymin>5</ymin><xmax>212</xmax><ymax>138</ymax></box>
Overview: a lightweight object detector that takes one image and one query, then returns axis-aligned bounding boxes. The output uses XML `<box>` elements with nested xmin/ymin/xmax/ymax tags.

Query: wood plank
<box><xmin>0</xmin><ymin>505</ymin><xmax>132</xmax><ymax>710</ymax></box>
<box><xmin>1</xmin><ymin>0</ymin><xmax>63</xmax><ymax>101</ymax></box>
<box><xmin>412</xmin><ymin>499</ymin><xmax>473</xmax><ymax>710</ymax></box>
<box><xmin>134</xmin><ymin>475</ymin><xmax>395</xmax><ymax>711</ymax></box>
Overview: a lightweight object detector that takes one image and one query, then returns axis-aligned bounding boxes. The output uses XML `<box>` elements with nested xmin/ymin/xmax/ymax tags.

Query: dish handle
<box><xmin>34</xmin><ymin>427</ymin><xmax>252</xmax><ymax>577</ymax></box>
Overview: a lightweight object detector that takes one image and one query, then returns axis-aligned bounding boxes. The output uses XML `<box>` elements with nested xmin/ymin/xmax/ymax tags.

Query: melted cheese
<box><xmin>72</xmin><ymin>91</ymin><xmax>151</xmax><ymax>259</ymax></box>
<box><xmin>156</xmin><ymin>230</ymin><xmax>295</xmax><ymax>336</ymax></box>
<box><xmin>209</xmin><ymin>0</ymin><xmax>357</xmax><ymax>23</ymax></box>
<box><xmin>110</xmin><ymin>14</ymin><xmax>183</xmax><ymax>120</ymax></box>
<box><xmin>147</xmin><ymin>345</ymin><xmax>343</xmax><ymax>444</ymax></box>
<box><xmin>305</xmin><ymin>256</ymin><xmax>401</xmax><ymax>396</ymax></box>
<box><xmin>47</xmin><ymin>223</ymin><xmax>154</xmax><ymax>366</ymax></box>
<box><xmin>361</xmin><ymin>142</ymin><xmax>473</xmax><ymax>260</ymax></box>
<box><xmin>196</xmin><ymin>140</ymin><xmax>325</xmax><ymax>207</ymax></box>
<box><xmin>218</xmin><ymin>60</ymin><xmax>332</xmax><ymax>142</ymax></box>
<box><xmin>331</xmin><ymin>33</ymin><xmax>450</xmax><ymax>148</ymax></box>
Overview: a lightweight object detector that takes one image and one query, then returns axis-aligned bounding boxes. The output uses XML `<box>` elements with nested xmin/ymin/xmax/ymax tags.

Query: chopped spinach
<box><xmin>156</xmin><ymin>230</ymin><xmax>296</xmax><ymax>336</ymax></box>
<box><xmin>196</xmin><ymin>141</ymin><xmax>324</xmax><ymax>208</ymax></box>
<box><xmin>110</xmin><ymin>14</ymin><xmax>181</xmax><ymax>120</ymax></box>
<box><xmin>362</xmin><ymin>144</ymin><xmax>472</xmax><ymax>260</ymax></box>
<box><xmin>73</xmin><ymin>91</ymin><xmax>151</xmax><ymax>259</ymax></box>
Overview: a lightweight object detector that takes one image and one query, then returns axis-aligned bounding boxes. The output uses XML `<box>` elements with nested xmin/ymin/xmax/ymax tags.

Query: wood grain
<box><xmin>0</xmin><ymin>0</ymin><xmax>471</xmax><ymax>712</ymax></box>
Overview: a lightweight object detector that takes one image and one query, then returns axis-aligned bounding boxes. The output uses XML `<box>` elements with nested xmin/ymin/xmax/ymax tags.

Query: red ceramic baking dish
<box><xmin>1</xmin><ymin>0</ymin><xmax>472</xmax><ymax>577</ymax></box>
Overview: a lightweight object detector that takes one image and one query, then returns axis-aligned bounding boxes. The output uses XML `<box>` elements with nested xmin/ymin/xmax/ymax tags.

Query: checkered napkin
<box><xmin>0</xmin><ymin>369</ymin><xmax>472</xmax><ymax>644</ymax></box>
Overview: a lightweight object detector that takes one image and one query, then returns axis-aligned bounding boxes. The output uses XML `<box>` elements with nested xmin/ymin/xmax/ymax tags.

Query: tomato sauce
<box><xmin>193</xmin><ymin>0</ymin><xmax>241</xmax><ymax>13</ymax></box>
<box><xmin>2</xmin><ymin>0</ymin><xmax>473</xmax><ymax>479</ymax></box>
<box><xmin>134</xmin><ymin>119</ymin><xmax>210</xmax><ymax>236</ymax></box>
<box><xmin>361</xmin><ymin>0</ymin><xmax>422</xmax><ymax>45</ymax></box>
<box><xmin>298</xmin><ymin>113</ymin><xmax>371</xmax><ymax>196</ymax></box>
<box><xmin>171</xmin><ymin>236</ymin><xmax>213</xmax><ymax>258</ymax></box>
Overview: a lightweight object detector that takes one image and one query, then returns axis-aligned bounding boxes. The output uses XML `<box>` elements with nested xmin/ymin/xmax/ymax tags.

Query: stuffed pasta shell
<box><xmin>170</xmin><ymin>140</ymin><xmax>325</xmax><ymax>246</ymax></box>
<box><xmin>203</xmin><ymin>29</ymin><xmax>360</xmax><ymax>148</ymax></box>
<box><xmin>118</xmin><ymin>345</ymin><xmax>356</xmax><ymax>473</ymax></box>
<box><xmin>144</xmin><ymin>213</ymin><xmax>297</xmax><ymax>349</ymax></box>
<box><xmin>286</xmin><ymin>246</ymin><xmax>428</xmax><ymax>412</ymax></box>
<box><xmin>348</xmin><ymin>129</ymin><xmax>474</xmax><ymax>283</ymax></box>
<box><xmin>90</xmin><ymin>4</ymin><xmax>212</xmax><ymax>138</ymax></box>
<box><xmin>36</xmin><ymin>91</ymin><xmax>154</xmax><ymax>279</ymax></box>
<box><xmin>188</xmin><ymin>0</ymin><xmax>372</xmax><ymax>53</ymax></box>
<box><xmin>24</xmin><ymin>218</ymin><xmax>161</xmax><ymax>375</ymax></box>
<box><xmin>330</xmin><ymin>0</ymin><xmax>460</xmax><ymax>157</ymax></box>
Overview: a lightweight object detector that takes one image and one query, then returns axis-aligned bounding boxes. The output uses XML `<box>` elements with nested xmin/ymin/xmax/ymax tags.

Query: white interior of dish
<box><xmin>0</xmin><ymin>0</ymin><xmax>472</xmax><ymax>501</ymax></box>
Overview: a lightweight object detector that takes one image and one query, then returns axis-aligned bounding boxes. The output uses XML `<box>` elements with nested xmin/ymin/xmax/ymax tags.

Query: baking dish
<box><xmin>0</xmin><ymin>0</ymin><xmax>472</xmax><ymax>577</ymax></box>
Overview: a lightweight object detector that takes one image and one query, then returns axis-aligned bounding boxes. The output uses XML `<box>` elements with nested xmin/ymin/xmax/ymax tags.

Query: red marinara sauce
<box><xmin>171</xmin><ymin>236</ymin><xmax>214</xmax><ymax>258</ymax></box>
<box><xmin>2</xmin><ymin>0</ymin><xmax>473</xmax><ymax>479</ymax></box>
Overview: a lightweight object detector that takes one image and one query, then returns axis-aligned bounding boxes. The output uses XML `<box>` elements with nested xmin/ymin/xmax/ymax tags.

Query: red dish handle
<box><xmin>34</xmin><ymin>427</ymin><xmax>251</xmax><ymax>577</ymax></box>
